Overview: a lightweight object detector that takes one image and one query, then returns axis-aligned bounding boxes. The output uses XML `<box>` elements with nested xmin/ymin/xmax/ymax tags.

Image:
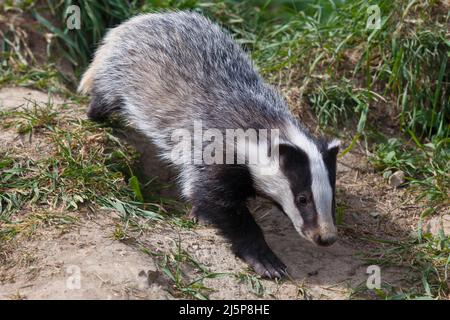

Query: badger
<box><xmin>78</xmin><ymin>11</ymin><xmax>340</xmax><ymax>278</ymax></box>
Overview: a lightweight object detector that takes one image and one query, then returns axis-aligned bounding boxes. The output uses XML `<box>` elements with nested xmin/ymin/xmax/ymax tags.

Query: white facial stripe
<box><xmin>286</xmin><ymin>125</ymin><xmax>336</xmax><ymax>233</ymax></box>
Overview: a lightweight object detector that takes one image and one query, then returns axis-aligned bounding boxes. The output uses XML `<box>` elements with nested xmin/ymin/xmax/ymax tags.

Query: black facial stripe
<box><xmin>279</xmin><ymin>144</ymin><xmax>318</xmax><ymax>229</ymax></box>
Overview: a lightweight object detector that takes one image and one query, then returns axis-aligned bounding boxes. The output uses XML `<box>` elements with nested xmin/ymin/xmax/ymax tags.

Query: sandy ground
<box><xmin>0</xmin><ymin>87</ymin><xmax>436</xmax><ymax>300</ymax></box>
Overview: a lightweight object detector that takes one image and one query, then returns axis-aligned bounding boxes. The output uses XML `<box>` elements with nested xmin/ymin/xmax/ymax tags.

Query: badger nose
<box><xmin>313</xmin><ymin>234</ymin><xmax>337</xmax><ymax>247</ymax></box>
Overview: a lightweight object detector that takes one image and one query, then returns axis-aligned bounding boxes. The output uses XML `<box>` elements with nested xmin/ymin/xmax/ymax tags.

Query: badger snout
<box><xmin>313</xmin><ymin>233</ymin><xmax>337</xmax><ymax>246</ymax></box>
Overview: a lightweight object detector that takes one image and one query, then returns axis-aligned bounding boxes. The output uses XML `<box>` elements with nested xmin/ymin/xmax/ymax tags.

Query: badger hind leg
<box><xmin>190</xmin><ymin>165</ymin><xmax>287</xmax><ymax>279</ymax></box>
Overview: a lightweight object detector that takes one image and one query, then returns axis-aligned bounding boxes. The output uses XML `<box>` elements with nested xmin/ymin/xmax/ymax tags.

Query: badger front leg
<box><xmin>188</xmin><ymin>165</ymin><xmax>287</xmax><ymax>278</ymax></box>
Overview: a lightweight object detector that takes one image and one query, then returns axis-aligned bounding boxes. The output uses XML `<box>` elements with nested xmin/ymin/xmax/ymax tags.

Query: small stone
<box><xmin>388</xmin><ymin>170</ymin><xmax>405</xmax><ymax>188</ymax></box>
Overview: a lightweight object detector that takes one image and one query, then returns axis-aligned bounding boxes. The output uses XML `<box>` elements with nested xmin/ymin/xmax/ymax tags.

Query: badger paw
<box><xmin>238</xmin><ymin>245</ymin><xmax>287</xmax><ymax>279</ymax></box>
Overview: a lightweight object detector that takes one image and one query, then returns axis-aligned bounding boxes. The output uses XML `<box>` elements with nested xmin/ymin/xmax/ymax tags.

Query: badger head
<box><xmin>254</xmin><ymin>134</ymin><xmax>340</xmax><ymax>247</ymax></box>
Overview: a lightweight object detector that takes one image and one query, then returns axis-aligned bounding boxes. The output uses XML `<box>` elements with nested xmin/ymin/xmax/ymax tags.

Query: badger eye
<box><xmin>297</xmin><ymin>195</ymin><xmax>308</xmax><ymax>206</ymax></box>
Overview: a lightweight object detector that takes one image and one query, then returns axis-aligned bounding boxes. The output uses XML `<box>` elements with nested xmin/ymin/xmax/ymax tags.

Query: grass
<box><xmin>28</xmin><ymin>0</ymin><xmax>448</xmax><ymax>200</ymax></box>
<box><xmin>0</xmin><ymin>211</ymin><xmax>78</xmax><ymax>241</ymax></box>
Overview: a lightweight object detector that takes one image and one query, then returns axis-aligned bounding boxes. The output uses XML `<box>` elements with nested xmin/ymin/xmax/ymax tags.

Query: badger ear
<box><xmin>327</xmin><ymin>139</ymin><xmax>340</xmax><ymax>158</ymax></box>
